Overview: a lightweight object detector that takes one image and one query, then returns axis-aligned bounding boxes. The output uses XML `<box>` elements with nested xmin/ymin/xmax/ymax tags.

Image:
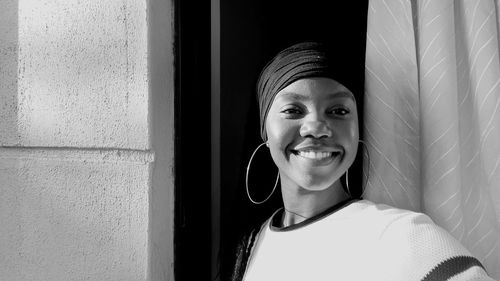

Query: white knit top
<box><xmin>243</xmin><ymin>200</ymin><xmax>493</xmax><ymax>281</ymax></box>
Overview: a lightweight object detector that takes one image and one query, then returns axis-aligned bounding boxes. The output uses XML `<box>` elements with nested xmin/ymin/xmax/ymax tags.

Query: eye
<box><xmin>328</xmin><ymin>107</ymin><xmax>350</xmax><ymax>116</ymax></box>
<box><xmin>280</xmin><ymin>106</ymin><xmax>304</xmax><ymax>117</ymax></box>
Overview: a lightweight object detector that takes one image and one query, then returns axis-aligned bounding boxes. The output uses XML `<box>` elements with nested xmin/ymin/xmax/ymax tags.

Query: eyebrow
<box><xmin>277</xmin><ymin>91</ymin><xmax>354</xmax><ymax>101</ymax></box>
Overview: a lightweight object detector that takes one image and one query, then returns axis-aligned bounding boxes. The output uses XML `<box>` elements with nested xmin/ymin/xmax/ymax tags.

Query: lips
<box><xmin>290</xmin><ymin>143</ymin><xmax>343</xmax><ymax>163</ymax></box>
<box><xmin>295</xmin><ymin>150</ymin><xmax>340</xmax><ymax>160</ymax></box>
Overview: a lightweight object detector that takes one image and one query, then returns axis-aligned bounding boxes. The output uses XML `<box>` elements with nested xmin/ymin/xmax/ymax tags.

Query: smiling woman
<box><xmin>230</xmin><ymin>42</ymin><xmax>495</xmax><ymax>281</ymax></box>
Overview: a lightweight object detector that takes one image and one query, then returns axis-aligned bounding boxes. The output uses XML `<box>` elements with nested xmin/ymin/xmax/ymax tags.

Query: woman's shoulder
<box><xmin>358</xmin><ymin>200</ymin><xmax>494</xmax><ymax>280</ymax></box>
<box><xmin>355</xmin><ymin>200</ymin><xmax>467</xmax><ymax>251</ymax></box>
<box><xmin>345</xmin><ymin>199</ymin><xmax>434</xmax><ymax>229</ymax></box>
<box><xmin>353</xmin><ymin>199</ymin><xmax>423</xmax><ymax>217</ymax></box>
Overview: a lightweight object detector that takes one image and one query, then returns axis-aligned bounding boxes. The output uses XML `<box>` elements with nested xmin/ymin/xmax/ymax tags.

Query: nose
<box><xmin>300</xmin><ymin>119</ymin><xmax>332</xmax><ymax>139</ymax></box>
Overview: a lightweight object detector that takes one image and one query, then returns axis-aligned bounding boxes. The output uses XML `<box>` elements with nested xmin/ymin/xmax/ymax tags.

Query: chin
<box><xmin>297</xmin><ymin>175</ymin><xmax>340</xmax><ymax>192</ymax></box>
<box><xmin>301</xmin><ymin>185</ymin><xmax>331</xmax><ymax>192</ymax></box>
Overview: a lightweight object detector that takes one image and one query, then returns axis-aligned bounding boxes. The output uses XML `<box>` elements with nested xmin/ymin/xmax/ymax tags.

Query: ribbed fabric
<box><xmin>422</xmin><ymin>256</ymin><xmax>485</xmax><ymax>281</ymax></box>
<box><xmin>241</xmin><ymin>200</ymin><xmax>493</xmax><ymax>281</ymax></box>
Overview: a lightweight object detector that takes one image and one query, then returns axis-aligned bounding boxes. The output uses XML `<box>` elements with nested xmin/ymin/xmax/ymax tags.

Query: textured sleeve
<box><xmin>379</xmin><ymin>211</ymin><xmax>495</xmax><ymax>281</ymax></box>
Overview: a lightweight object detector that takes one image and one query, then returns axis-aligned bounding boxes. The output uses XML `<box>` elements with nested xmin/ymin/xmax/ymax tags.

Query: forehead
<box><xmin>274</xmin><ymin>78</ymin><xmax>355</xmax><ymax>102</ymax></box>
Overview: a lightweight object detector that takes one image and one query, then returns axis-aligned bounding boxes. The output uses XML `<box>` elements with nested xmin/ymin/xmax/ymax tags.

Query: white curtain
<box><xmin>364</xmin><ymin>0</ymin><xmax>500</xmax><ymax>278</ymax></box>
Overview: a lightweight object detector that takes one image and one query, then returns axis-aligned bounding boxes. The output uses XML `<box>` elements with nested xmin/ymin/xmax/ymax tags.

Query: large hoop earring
<box><xmin>345</xmin><ymin>168</ymin><xmax>351</xmax><ymax>197</ymax></box>
<box><xmin>245</xmin><ymin>142</ymin><xmax>280</xmax><ymax>204</ymax></box>
<box><xmin>344</xmin><ymin>140</ymin><xmax>371</xmax><ymax>198</ymax></box>
<box><xmin>358</xmin><ymin>140</ymin><xmax>370</xmax><ymax>196</ymax></box>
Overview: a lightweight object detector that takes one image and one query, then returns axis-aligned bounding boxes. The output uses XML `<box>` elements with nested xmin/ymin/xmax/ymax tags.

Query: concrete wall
<box><xmin>0</xmin><ymin>0</ymin><xmax>174</xmax><ymax>280</ymax></box>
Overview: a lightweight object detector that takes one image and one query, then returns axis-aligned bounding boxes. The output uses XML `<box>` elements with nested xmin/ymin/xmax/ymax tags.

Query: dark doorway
<box><xmin>219</xmin><ymin>1</ymin><xmax>368</xmax><ymax>280</ymax></box>
<box><xmin>174</xmin><ymin>1</ymin><xmax>368</xmax><ymax>280</ymax></box>
<box><xmin>174</xmin><ymin>0</ymin><xmax>212</xmax><ymax>280</ymax></box>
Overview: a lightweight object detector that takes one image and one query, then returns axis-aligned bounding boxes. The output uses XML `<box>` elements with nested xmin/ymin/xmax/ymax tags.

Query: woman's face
<box><xmin>265</xmin><ymin>77</ymin><xmax>359</xmax><ymax>191</ymax></box>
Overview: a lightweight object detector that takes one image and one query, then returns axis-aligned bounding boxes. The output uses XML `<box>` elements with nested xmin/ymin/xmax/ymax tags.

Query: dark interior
<box><xmin>175</xmin><ymin>1</ymin><xmax>368</xmax><ymax>280</ymax></box>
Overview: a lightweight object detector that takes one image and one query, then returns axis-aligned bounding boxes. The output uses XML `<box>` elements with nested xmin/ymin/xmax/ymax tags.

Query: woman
<box><xmin>232</xmin><ymin>42</ymin><xmax>494</xmax><ymax>280</ymax></box>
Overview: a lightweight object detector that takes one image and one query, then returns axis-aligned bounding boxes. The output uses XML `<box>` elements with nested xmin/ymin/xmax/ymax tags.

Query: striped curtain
<box><xmin>364</xmin><ymin>0</ymin><xmax>500</xmax><ymax>278</ymax></box>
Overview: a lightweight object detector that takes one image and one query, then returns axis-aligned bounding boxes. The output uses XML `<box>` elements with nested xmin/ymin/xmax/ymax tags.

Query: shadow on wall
<box><xmin>0</xmin><ymin>0</ymin><xmax>19</xmax><ymax>279</ymax></box>
<box><xmin>0</xmin><ymin>0</ymin><xmax>18</xmax><ymax>146</ymax></box>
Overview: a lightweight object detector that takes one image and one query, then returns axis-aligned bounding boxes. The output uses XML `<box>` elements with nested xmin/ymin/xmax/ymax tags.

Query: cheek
<box><xmin>344</xmin><ymin>111</ymin><xmax>359</xmax><ymax>143</ymax></box>
<box><xmin>330</xmin><ymin>118</ymin><xmax>359</xmax><ymax>156</ymax></box>
<box><xmin>352</xmin><ymin>110</ymin><xmax>359</xmax><ymax>138</ymax></box>
<box><xmin>344</xmin><ymin>119</ymin><xmax>360</xmax><ymax>162</ymax></box>
<box><xmin>349</xmin><ymin>122</ymin><xmax>359</xmax><ymax>143</ymax></box>
<box><xmin>265</xmin><ymin>118</ymin><xmax>296</xmax><ymax>154</ymax></box>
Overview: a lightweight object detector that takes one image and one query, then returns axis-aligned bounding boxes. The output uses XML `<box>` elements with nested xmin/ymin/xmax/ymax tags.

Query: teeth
<box><xmin>297</xmin><ymin>151</ymin><xmax>334</xmax><ymax>160</ymax></box>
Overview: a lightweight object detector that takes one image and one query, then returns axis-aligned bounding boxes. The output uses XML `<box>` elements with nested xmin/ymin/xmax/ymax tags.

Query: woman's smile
<box><xmin>296</xmin><ymin>150</ymin><xmax>334</xmax><ymax>160</ymax></box>
<box><xmin>290</xmin><ymin>145</ymin><xmax>343</xmax><ymax>166</ymax></box>
<box><xmin>294</xmin><ymin>149</ymin><xmax>340</xmax><ymax>159</ymax></box>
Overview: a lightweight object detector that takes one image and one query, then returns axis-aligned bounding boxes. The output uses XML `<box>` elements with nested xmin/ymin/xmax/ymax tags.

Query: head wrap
<box><xmin>256</xmin><ymin>41</ymin><xmax>363</xmax><ymax>141</ymax></box>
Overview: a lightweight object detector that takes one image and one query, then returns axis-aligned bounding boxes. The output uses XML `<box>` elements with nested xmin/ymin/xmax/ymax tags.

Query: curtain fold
<box><xmin>365</xmin><ymin>0</ymin><xmax>500</xmax><ymax>278</ymax></box>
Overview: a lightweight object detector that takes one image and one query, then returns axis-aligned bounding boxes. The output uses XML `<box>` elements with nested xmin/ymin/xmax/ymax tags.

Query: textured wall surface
<box><xmin>0</xmin><ymin>0</ymin><xmax>174</xmax><ymax>280</ymax></box>
<box><xmin>0</xmin><ymin>154</ymin><xmax>150</xmax><ymax>280</ymax></box>
<box><xmin>148</xmin><ymin>0</ymin><xmax>175</xmax><ymax>279</ymax></box>
<box><xmin>7</xmin><ymin>0</ymin><xmax>149</xmax><ymax>148</ymax></box>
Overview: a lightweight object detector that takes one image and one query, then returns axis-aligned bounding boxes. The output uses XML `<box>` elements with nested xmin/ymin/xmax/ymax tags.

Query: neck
<box><xmin>280</xmin><ymin>177</ymin><xmax>350</xmax><ymax>227</ymax></box>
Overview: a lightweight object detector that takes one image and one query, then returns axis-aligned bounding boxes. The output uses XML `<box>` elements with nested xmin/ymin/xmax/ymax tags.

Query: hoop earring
<box><xmin>358</xmin><ymin>140</ymin><xmax>370</xmax><ymax>197</ymax></box>
<box><xmin>345</xmin><ymin>168</ymin><xmax>351</xmax><ymax>197</ymax></box>
<box><xmin>245</xmin><ymin>142</ymin><xmax>280</xmax><ymax>204</ymax></box>
<box><xmin>344</xmin><ymin>140</ymin><xmax>371</xmax><ymax>198</ymax></box>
